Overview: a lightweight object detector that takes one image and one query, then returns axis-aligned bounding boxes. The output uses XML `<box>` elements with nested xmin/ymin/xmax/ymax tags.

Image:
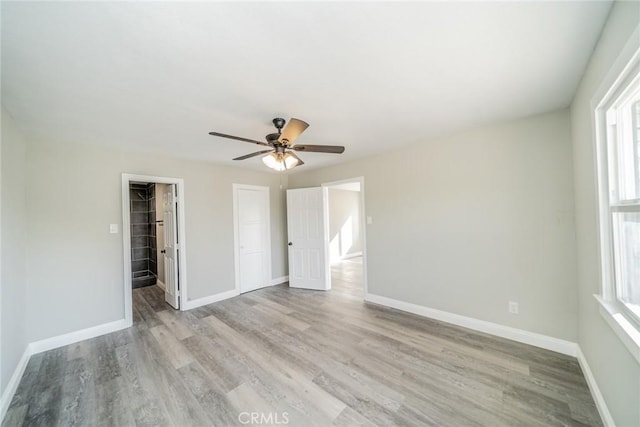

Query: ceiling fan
<box><xmin>209</xmin><ymin>117</ymin><xmax>345</xmax><ymax>171</ymax></box>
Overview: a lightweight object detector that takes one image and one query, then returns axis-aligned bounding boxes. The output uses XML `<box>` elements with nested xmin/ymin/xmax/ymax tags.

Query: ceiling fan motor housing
<box><xmin>272</xmin><ymin>117</ymin><xmax>286</xmax><ymax>131</ymax></box>
<box><xmin>266</xmin><ymin>133</ymin><xmax>281</xmax><ymax>144</ymax></box>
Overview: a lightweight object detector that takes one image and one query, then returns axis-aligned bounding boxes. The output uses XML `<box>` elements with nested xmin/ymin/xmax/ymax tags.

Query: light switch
<box><xmin>109</xmin><ymin>224</ymin><xmax>118</xmax><ymax>234</ymax></box>
<box><xmin>366</xmin><ymin>216</ymin><xmax>373</xmax><ymax>225</ymax></box>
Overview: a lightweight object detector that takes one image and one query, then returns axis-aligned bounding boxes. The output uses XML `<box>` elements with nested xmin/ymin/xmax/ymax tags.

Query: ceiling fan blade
<box><xmin>287</xmin><ymin>151</ymin><xmax>305</xmax><ymax>166</ymax></box>
<box><xmin>209</xmin><ymin>132</ymin><xmax>271</xmax><ymax>147</ymax></box>
<box><xmin>292</xmin><ymin>144</ymin><xmax>345</xmax><ymax>154</ymax></box>
<box><xmin>278</xmin><ymin>118</ymin><xmax>309</xmax><ymax>145</ymax></box>
<box><xmin>233</xmin><ymin>149</ymin><xmax>273</xmax><ymax>161</ymax></box>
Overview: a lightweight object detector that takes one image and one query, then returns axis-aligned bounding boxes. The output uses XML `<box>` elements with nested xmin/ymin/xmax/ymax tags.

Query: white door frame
<box><xmin>233</xmin><ymin>184</ymin><xmax>272</xmax><ymax>294</ymax></box>
<box><xmin>322</xmin><ymin>176</ymin><xmax>369</xmax><ymax>297</ymax></box>
<box><xmin>121</xmin><ymin>173</ymin><xmax>189</xmax><ymax>326</ymax></box>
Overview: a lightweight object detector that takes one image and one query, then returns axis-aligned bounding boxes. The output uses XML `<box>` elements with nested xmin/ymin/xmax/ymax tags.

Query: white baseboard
<box><xmin>365</xmin><ymin>293</ymin><xmax>577</xmax><ymax>356</ymax></box>
<box><xmin>183</xmin><ymin>278</ymin><xmax>288</xmax><ymax>311</ymax></box>
<box><xmin>1</xmin><ymin>317</ymin><xmax>129</xmax><ymax>422</ymax></box>
<box><xmin>182</xmin><ymin>289</ymin><xmax>239</xmax><ymax>310</ymax></box>
<box><xmin>0</xmin><ymin>346</ymin><xmax>31</xmax><ymax>422</ymax></box>
<box><xmin>270</xmin><ymin>275</ymin><xmax>289</xmax><ymax>286</ymax></box>
<box><xmin>29</xmin><ymin>319</ymin><xmax>130</xmax><ymax>355</ymax></box>
<box><xmin>0</xmin><ymin>290</ymin><xmax>611</xmax><ymax>427</ymax></box>
<box><xmin>576</xmin><ymin>347</ymin><xmax>615</xmax><ymax>427</ymax></box>
<box><xmin>156</xmin><ymin>279</ymin><xmax>166</xmax><ymax>291</ymax></box>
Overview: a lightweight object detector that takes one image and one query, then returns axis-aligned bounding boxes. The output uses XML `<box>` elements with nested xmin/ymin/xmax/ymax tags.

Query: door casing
<box><xmin>121</xmin><ymin>173</ymin><xmax>188</xmax><ymax>326</ymax></box>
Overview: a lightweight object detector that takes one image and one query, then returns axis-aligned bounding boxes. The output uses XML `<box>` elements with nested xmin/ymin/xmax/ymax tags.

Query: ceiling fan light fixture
<box><xmin>209</xmin><ymin>116</ymin><xmax>344</xmax><ymax>170</ymax></box>
<box><xmin>262</xmin><ymin>152</ymin><xmax>281</xmax><ymax>170</ymax></box>
<box><xmin>283</xmin><ymin>152</ymin><xmax>299</xmax><ymax>169</ymax></box>
<box><xmin>262</xmin><ymin>152</ymin><xmax>300</xmax><ymax>171</ymax></box>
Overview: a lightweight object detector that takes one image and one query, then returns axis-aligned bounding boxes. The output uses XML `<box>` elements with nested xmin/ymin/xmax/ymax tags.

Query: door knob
<box><xmin>161</xmin><ymin>250</ymin><xmax>166</xmax><ymax>254</ymax></box>
<box><xmin>288</xmin><ymin>242</ymin><xmax>293</xmax><ymax>246</ymax></box>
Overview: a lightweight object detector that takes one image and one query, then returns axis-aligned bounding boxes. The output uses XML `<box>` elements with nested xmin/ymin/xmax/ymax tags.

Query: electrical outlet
<box><xmin>508</xmin><ymin>301</ymin><xmax>519</xmax><ymax>314</ymax></box>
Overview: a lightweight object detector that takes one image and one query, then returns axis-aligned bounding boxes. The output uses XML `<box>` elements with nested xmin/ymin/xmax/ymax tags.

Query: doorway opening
<box><xmin>129</xmin><ymin>182</ymin><xmax>160</xmax><ymax>289</ymax></box>
<box><xmin>122</xmin><ymin>174</ymin><xmax>188</xmax><ymax>327</ymax></box>
<box><xmin>322</xmin><ymin>177</ymin><xmax>368</xmax><ymax>299</ymax></box>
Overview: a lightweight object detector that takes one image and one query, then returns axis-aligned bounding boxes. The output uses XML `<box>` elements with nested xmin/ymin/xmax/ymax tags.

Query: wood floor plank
<box><xmin>4</xmin><ymin>258</ymin><xmax>603</xmax><ymax>426</ymax></box>
<box><xmin>156</xmin><ymin>309</ymin><xmax>194</xmax><ymax>340</ymax></box>
<box><xmin>251</xmin><ymin>302</ymin><xmax>311</xmax><ymax>331</ymax></box>
<box><xmin>21</xmin><ymin>348</ymin><xmax>66</xmax><ymax>426</ymax></box>
<box><xmin>226</xmin><ymin>382</ymin><xmax>276</xmax><ymax>418</ymax></box>
<box><xmin>312</xmin><ymin>371</ymin><xmax>398</xmax><ymax>426</ymax></box>
<box><xmin>93</xmin><ymin>335</ymin><xmax>121</xmax><ymax>385</ymax></box>
<box><xmin>6</xmin><ymin>353</ymin><xmax>44</xmax><ymax>410</ymax></box>
<box><xmin>149</xmin><ymin>324</ymin><xmax>195</xmax><ymax>369</ymax></box>
<box><xmin>176</xmin><ymin>361</ymin><xmax>239</xmax><ymax>426</ymax></box>
<box><xmin>140</xmin><ymin>285</ymin><xmax>170</xmax><ymax>312</ymax></box>
<box><xmin>22</xmin><ymin>384</ymin><xmax>63</xmax><ymax>427</ymax></box>
<box><xmin>243</xmin><ymin>292</ymin><xmax>295</xmax><ymax>314</ymax></box>
<box><xmin>332</xmin><ymin>406</ymin><xmax>377</xmax><ymax>427</ymax></box>
<box><xmin>134</xmin><ymin>334</ymin><xmax>212</xmax><ymax>427</ymax></box>
<box><xmin>94</xmin><ymin>376</ymin><xmax>136</xmax><ymax>427</ymax></box>
<box><xmin>58</xmin><ymin>357</ymin><xmax>96</xmax><ymax>427</ymax></box>
<box><xmin>203</xmin><ymin>314</ymin><xmax>347</xmax><ymax>423</ymax></box>
<box><xmin>257</xmin><ymin>318</ymin><xmax>406</xmax><ymax>413</ymax></box>
<box><xmin>180</xmin><ymin>335</ymin><xmax>242</xmax><ymax>393</ymax></box>
<box><xmin>0</xmin><ymin>404</ymin><xmax>27</xmax><ymax>427</ymax></box>
<box><xmin>114</xmin><ymin>337</ymin><xmax>174</xmax><ymax>426</ymax></box>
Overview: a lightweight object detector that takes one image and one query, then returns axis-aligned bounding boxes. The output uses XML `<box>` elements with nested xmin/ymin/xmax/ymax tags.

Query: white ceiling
<box><xmin>1</xmin><ymin>1</ymin><xmax>611</xmax><ymax>173</ymax></box>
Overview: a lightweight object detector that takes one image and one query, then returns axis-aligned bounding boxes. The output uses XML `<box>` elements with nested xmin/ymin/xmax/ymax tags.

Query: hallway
<box><xmin>331</xmin><ymin>256</ymin><xmax>364</xmax><ymax>299</ymax></box>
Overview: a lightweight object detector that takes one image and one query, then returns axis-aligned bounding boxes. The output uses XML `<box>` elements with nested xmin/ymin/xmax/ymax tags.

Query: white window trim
<box><xmin>595</xmin><ymin>295</ymin><xmax>640</xmax><ymax>363</ymax></box>
<box><xmin>591</xmin><ymin>25</ymin><xmax>640</xmax><ymax>365</ymax></box>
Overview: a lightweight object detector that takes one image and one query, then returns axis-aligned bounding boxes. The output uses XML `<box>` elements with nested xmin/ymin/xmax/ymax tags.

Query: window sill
<box><xmin>594</xmin><ymin>294</ymin><xmax>640</xmax><ymax>365</ymax></box>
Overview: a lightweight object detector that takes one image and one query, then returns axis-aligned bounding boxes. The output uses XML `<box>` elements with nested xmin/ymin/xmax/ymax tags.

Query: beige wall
<box><xmin>290</xmin><ymin>109</ymin><xmax>577</xmax><ymax>341</ymax></box>
<box><xmin>328</xmin><ymin>188</ymin><xmax>362</xmax><ymax>262</ymax></box>
<box><xmin>570</xmin><ymin>2</ymin><xmax>640</xmax><ymax>425</ymax></box>
<box><xmin>1</xmin><ymin>108</ymin><xmax>28</xmax><ymax>396</ymax></box>
<box><xmin>24</xmin><ymin>137</ymin><xmax>288</xmax><ymax>342</ymax></box>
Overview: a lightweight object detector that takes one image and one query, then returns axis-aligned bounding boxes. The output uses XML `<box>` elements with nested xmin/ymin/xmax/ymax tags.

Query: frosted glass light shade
<box><xmin>262</xmin><ymin>153</ymin><xmax>283</xmax><ymax>170</ymax></box>
<box><xmin>283</xmin><ymin>152</ymin><xmax>299</xmax><ymax>169</ymax></box>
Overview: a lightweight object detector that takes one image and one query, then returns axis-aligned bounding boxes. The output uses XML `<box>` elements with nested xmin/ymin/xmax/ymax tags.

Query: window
<box><xmin>594</xmin><ymin>44</ymin><xmax>640</xmax><ymax>362</ymax></box>
<box><xmin>606</xmin><ymin>88</ymin><xmax>640</xmax><ymax>325</ymax></box>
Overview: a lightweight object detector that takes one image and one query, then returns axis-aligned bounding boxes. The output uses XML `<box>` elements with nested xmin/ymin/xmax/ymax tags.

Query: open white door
<box><xmin>287</xmin><ymin>187</ymin><xmax>330</xmax><ymax>290</ymax></box>
<box><xmin>163</xmin><ymin>184</ymin><xmax>180</xmax><ymax>309</ymax></box>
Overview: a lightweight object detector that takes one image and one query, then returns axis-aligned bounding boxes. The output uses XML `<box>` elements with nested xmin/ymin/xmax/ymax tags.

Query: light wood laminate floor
<box><xmin>4</xmin><ymin>258</ymin><xmax>602</xmax><ymax>426</ymax></box>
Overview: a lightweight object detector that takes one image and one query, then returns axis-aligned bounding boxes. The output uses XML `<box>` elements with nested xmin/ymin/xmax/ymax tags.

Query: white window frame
<box><xmin>592</xmin><ymin>32</ymin><xmax>640</xmax><ymax>364</ymax></box>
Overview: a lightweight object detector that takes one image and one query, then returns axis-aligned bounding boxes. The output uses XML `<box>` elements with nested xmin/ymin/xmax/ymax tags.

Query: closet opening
<box><xmin>122</xmin><ymin>174</ymin><xmax>188</xmax><ymax>326</ymax></box>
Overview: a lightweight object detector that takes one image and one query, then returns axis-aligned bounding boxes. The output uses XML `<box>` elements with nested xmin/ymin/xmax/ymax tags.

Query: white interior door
<box><xmin>235</xmin><ymin>185</ymin><xmax>271</xmax><ymax>293</ymax></box>
<box><xmin>287</xmin><ymin>187</ymin><xmax>330</xmax><ymax>290</ymax></box>
<box><xmin>163</xmin><ymin>184</ymin><xmax>180</xmax><ymax>309</ymax></box>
